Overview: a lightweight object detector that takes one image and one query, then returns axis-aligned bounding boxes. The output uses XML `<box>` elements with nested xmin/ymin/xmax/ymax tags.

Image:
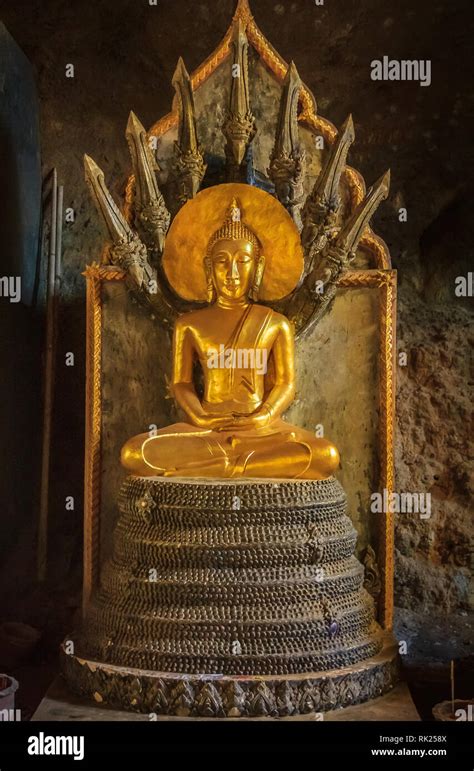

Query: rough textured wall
<box><xmin>0</xmin><ymin>0</ymin><xmax>472</xmax><ymax>662</ymax></box>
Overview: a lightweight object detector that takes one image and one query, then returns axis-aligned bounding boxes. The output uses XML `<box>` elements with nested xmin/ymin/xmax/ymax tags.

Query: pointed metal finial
<box><xmin>314</xmin><ymin>114</ymin><xmax>355</xmax><ymax>210</ymax></box>
<box><xmin>335</xmin><ymin>169</ymin><xmax>390</xmax><ymax>254</ymax></box>
<box><xmin>269</xmin><ymin>60</ymin><xmax>305</xmax><ymax>229</ymax></box>
<box><xmin>223</xmin><ymin>18</ymin><xmax>256</xmax><ymax>177</ymax></box>
<box><xmin>294</xmin><ymin>169</ymin><xmax>390</xmax><ymax>338</ymax></box>
<box><xmin>301</xmin><ymin>114</ymin><xmax>355</xmax><ymax>255</ymax></box>
<box><xmin>125</xmin><ymin>111</ymin><xmax>171</xmax><ymax>254</ymax></box>
<box><xmin>171</xmin><ymin>57</ymin><xmax>206</xmax><ymax>204</ymax></box>
<box><xmin>84</xmin><ymin>154</ymin><xmax>132</xmax><ymax>242</ymax></box>
<box><xmin>172</xmin><ymin>58</ymin><xmax>197</xmax><ymax>153</ymax></box>
<box><xmin>276</xmin><ymin>61</ymin><xmax>301</xmax><ymax>157</ymax></box>
<box><xmin>84</xmin><ymin>153</ymin><xmax>155</xmax><ymax>290</ymax></box>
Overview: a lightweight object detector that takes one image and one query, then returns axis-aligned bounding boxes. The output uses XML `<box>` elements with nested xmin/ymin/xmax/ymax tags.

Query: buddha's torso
<box><xmin>184</xmin><ymin>303</ymin><xmax>279</xmax><ymax>415</ymax></box>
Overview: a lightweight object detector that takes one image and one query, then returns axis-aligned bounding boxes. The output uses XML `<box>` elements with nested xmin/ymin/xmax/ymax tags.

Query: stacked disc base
<box><xmin>62</xmin><ymin>476</ymin><xmax>398</xmax><ymax>716</ymax></box>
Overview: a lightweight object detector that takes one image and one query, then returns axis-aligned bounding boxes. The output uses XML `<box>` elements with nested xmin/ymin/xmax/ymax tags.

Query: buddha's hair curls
<box><xmin>206</xmin><ymin>198</ymin><xmax>261</xmax><ymax>257</ymax></box>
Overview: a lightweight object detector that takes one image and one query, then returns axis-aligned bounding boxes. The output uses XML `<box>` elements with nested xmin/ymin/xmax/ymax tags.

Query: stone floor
<box><xmin>32</xmin><ymin>677</ymin><xmax>419</xmax><ymax>721</ymax></box>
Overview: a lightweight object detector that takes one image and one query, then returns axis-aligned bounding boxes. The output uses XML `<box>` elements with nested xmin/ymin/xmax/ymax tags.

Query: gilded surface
<box><xmin>124</xmin><ymin>193</ymin><xmax>339</xmax><ymax>480</ymax></box>
<box><xmin>162</xmin><ymin>183</ymin><xmax>304</xmax><ymax>302</ymax></box>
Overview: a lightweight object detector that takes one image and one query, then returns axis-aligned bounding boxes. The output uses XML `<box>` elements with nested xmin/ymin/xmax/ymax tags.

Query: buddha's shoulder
<box><xmin>174</xmin><ymin>307</ymin><xmax>210</xmax><ymax>331</ymax></box>
<box><xmin>174</xmin><ymin>305</ymin><xmax>292</xmax><ymax>330</ymax></box>
<box><xmin>252</xmin><ymin>304</ymin><xmax>292</xmax><ymax>332</ymax></box>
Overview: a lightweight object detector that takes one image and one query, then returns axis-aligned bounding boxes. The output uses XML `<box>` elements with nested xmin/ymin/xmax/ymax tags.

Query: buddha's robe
<box><xmin>121</xmin><ymin>304</ymin><xmax>339</xmax><ymax>479</ymax></box>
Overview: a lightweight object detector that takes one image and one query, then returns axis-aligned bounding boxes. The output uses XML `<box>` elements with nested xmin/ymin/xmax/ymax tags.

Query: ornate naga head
<box><xmin>205</xmin><ymin>198</ymin><xmax>265</xmax><ymax>303</ymax></box>
<box><xmin>83</xmin><ymin>0</ymin><xmax>391</xmax><ymax>336</ymax></box>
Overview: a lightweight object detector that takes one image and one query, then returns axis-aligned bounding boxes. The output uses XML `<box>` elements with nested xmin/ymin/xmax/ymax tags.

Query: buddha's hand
<box><xmin>229</xmin><ymin>408</ymin><xmax>273</xmax><ymax>431</ymax></box>
<box><xmin>192</xmin><ymin>413</ymin><xmax>234</xmax><ymax>431</ymax></box>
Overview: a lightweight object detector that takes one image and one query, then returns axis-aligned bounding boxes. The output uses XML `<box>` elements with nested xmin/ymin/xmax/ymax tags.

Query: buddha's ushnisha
<box><xmin>121</xmin><ymin>197</ymin><xmax>340</xmax><ymax>478</ymax></box>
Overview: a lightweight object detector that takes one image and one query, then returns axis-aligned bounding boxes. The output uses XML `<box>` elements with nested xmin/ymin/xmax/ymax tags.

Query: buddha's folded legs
<box><xmin>121</xmin><ymin>424</ymin><xmax>223</xmax><ymax>476</ymax></box>
<box><xmin>121</xmin><ymin>421</ymin><xmax>339</xmax><ymax>480</ymax></box>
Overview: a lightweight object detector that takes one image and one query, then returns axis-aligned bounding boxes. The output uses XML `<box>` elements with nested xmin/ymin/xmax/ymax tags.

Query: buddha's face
<box><xmin>210</xmin><ymin>238</ymin><xmax>255</xmax><ymax>302</ymax></box>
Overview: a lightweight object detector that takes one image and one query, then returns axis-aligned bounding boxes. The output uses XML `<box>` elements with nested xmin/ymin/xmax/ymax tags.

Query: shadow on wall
<box><xmin>420</xmin><ymin>187</ymin><xmax>474</xmax><ymax>310</ymax></box>
<box><xmin>0</xmin><ymin>23</ymin><xmax>43</xmax><ymax>607</ymax></box>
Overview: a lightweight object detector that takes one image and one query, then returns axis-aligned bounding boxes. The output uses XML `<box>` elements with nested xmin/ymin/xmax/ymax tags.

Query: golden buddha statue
<box><xmin>121</xmin><ymin>186</ymin><xmax>340</xmax><ymax>479</ymax></box>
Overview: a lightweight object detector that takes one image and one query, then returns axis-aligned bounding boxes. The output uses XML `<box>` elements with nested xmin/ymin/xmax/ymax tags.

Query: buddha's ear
<box><xmin>250</xmin><ymin>254</ymin><xmax>265</xmax><ymax>301</ymax></box>
<box><xmin>204</xmin><ymin>255</ymin><xmax>216</xmax><ymax>303</ymax></box>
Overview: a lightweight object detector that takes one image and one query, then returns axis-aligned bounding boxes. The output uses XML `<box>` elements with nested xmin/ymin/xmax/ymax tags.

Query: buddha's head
<box><xmin>205</xmin><ymin>199</ymin><xmax>265</xmax><ymax>304</ymax></box>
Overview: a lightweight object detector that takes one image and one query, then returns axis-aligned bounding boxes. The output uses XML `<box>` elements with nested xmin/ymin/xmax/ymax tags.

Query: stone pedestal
<box><xmin>62</xmin><ymin>476</ymin><xmax>398</xmax><ymax>717</ymax></box>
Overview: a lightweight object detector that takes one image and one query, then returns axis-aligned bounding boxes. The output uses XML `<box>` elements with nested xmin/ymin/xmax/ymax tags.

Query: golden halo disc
<box><xmin>162</xmin><ymin>183</ymin><xmax>304</xmax><ymax>302</ymax></box>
